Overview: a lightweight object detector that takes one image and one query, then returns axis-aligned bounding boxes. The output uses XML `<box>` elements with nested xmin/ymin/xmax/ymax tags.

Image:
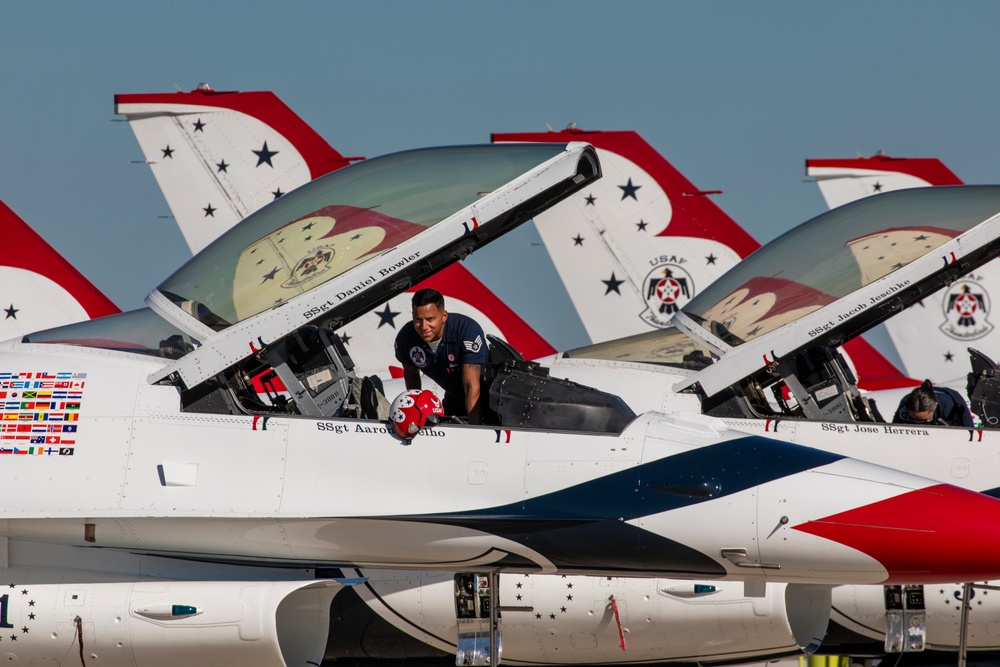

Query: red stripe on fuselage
<box><xmin>794</xmin><ymin>483</ymin><xmax>1000</xmax><ymax>583</ymax></box>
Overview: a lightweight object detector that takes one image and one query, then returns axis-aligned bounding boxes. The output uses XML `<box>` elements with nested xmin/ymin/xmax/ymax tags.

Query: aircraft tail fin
<box><xmin>807</xmin><ymin>153</ymin><xmax>962</xmax><ymax>209</ymax></box>
<box><xmin>806</xmin><ymin>153</ymin><xmax>982</xmax><ymax>384</ymax></box>
<box><xmin>492</xmin><ymin>129</ymin><xmax>758</xmax><ymax>345</ymax></box>
<box><xmin>0</xmin><ymin>199</ymin><xmax>119</xmax><ymax>341</ymax></box>
<box><xmin>114</xmin><ymin>84</ymin><xmax>356</xmax><ymax>255</ymax></box>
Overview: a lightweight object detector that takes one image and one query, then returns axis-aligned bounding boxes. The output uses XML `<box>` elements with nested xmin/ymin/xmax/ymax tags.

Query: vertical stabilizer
<box><xmin>494</xmin><ymin>130</ymin><xmax>757</xmax><ymax>345</ymax></box>
<box><xmin>0</xmin><ymin>200</ymin><xmax>119</xmax><ymax>341</ymax></box>
<box><xmin>114</xmin><ymin>85</ymin><xmax>353</xmax><ymax>255</ymax></box>
<box><xmin>496</xmin><ymin>130</ymin><xmax>909</xmax><ymax>390</ymax></box>
<box><xmin>808</xmin><ymin>154</ymin><xmax>961</xmax><ymax>210</ymax></box>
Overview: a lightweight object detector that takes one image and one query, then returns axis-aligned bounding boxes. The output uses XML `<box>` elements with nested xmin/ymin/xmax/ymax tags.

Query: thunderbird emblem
<box><xmin>641</xmin><ymin>263</ymin><xmax>693</xmax><ymax>327</ymax></box>
<box><xmin>941</xmin><ymin>280</ymin><xmax>993</xmax><ymax>340</ymax></box>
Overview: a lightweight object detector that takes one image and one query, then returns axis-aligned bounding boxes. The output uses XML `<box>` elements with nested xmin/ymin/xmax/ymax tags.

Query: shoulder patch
<box><xmin>409</xmin><ymin>346</ymin><xmax>427</xmax><ymax>367</ymax></box>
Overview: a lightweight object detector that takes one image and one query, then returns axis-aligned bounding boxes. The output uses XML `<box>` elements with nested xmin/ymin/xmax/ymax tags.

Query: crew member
<box><xmin>394</xmin><ymin>288</ymin><xmax>488</xmax><ymax>423</ymax></box>
<box><xmin>893</xmin><ymin>379</ymin><xmax>974</xmax><ymax>427</ymax></box>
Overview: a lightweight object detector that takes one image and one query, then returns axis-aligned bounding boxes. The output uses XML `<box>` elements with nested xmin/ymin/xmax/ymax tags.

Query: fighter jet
<box><xmin>6</xmin><ymin>138</ymin><xmax>1000</xmax><ymax>667</ymax></box>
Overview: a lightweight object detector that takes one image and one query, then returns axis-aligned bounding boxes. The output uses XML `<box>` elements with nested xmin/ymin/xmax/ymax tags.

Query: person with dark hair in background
<box><xmin>394</xmin><ymin>288</ymin><xmax>488</xmax><ymax>423</ymax></box>
<box><xmin>893</xmin><ymin>379</ymin><xmax>974</xmax><ymax>427</ymax></box>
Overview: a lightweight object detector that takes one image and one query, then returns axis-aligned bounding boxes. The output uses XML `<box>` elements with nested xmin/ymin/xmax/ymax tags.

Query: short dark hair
<box><xmin>412</xmin><ymin>288</ymin><xmax>445</xmax><ymax>310</ymax></box>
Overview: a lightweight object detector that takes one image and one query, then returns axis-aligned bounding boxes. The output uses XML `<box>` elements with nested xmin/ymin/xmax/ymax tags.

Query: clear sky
<box><xmin>2</xmin><ymin>1</ymin><xmax>999</xmax><ymax>355</ymax></box>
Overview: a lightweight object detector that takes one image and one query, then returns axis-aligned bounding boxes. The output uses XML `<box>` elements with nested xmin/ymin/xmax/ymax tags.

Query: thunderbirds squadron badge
<box><xmin>641</xmin><ymin>262</ymin><xmax>693</xmax><ymax>327</ymax></box>
<box><xmin>941</xmin><ymin>280</ymin><xmax>993</xmax><ymax>340</ymax></box>
<box><xmin>283</xmin><ymin>245</ymin><xmax>337</xmax><ymax>288</ymax></box>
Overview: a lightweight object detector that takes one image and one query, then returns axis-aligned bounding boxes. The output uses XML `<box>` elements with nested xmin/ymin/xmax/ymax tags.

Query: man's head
<box><xmin>903</xmin><ymin>380</ymin><xmax>938</xmax><ymax>423</ymax></box>
<box><xmin>411</xmin><ymin>288</ymin><xmax>447</xmax><ymax>343</ymax></box>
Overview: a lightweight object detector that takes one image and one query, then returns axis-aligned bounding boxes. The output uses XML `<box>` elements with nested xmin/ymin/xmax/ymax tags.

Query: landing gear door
<box><xmin>455</xmin><ymin>573</ymin><xmax>502</xmax><ymax>666</ymax></box>
<box><xmin>884</xmin><ymin>584</ymin><xmax>925</xmax><ymax>653</ymax></box>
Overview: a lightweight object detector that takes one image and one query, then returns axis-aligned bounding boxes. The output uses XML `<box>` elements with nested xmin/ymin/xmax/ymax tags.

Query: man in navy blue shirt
<box><xmin>394</xmin><ymin>288</ymin><xmax>489</xmax><ymax>423</ymax></box>
<box><xmin>893</xmin><ymin>379</ymin><xmax>975</xmax><ymax>427</ymax></box>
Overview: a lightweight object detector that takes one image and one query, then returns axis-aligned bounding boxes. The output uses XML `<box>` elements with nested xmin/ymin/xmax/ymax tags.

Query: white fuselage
<box><xmin>0</xmin><ymin>339</ymin><xmax>980</xmax><ymax>587</ymax></box>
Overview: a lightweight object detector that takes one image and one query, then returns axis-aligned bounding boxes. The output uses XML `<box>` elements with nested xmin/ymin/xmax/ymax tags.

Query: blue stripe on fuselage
<box><xmin>387</xmin><ymin>436</ymin><xmax>845</xmax><ymax>575</ymax></box>
<box><xmin>421</xmin><ymin>435</ymin><xmax>846</xmax><ymax>523</ymax></box>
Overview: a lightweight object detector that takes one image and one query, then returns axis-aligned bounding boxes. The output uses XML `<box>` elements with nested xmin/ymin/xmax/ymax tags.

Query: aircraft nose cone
<box><xmin>793</xmin><ymin>483</ymin><xmax>1000</xmax><ymax>583</ymax></box>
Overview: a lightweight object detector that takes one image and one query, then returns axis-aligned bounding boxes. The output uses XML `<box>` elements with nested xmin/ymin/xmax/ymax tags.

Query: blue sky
<box><xmin>2</xmin><ymin>1</ymin><xmax>999</xmax><ymax>354</ymax></box>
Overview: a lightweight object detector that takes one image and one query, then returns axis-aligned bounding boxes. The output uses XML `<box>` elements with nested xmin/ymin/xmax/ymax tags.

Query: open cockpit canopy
<box><xmin>140</xmin><ymin>142</ymin><xmax>599</xmax><ymax>389</ymax></box>
<box><xmin>672</xmin><ymin>186</ymin><xmax>1000</xmax><ymax>398</ymax></box>
<box><xmin>154</xmin><ymin>144</ymin><xmax>582</xmax><ymax>330</ymax></box>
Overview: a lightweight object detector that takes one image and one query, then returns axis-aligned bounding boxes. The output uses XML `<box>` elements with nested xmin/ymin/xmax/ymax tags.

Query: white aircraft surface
<box><xmin>6</xmin><ymin>138</ymin><xmax>1000</xmax><ymax>667</ymax></box>
<box><xmin>110</xmin><ymin>87</ymin><xmax>855</xmax><ymax>666</ymax></box>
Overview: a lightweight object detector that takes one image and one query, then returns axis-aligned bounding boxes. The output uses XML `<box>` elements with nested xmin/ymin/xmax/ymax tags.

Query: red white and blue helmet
<box><xmin>389</xmin><ymin>389</ymin><xmax>444</xmax><ymax>440</ymax></box>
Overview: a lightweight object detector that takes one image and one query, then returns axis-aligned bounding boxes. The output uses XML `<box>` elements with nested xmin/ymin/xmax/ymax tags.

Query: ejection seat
<box><xmin>702</xmin><ymin>344</ymin><xmax>884</xmax><ymax>423</ymax></box>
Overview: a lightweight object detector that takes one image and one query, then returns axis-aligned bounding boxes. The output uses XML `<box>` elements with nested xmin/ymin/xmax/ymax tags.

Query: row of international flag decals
<box><xmin>0</xmin><ymin>372</ymin><xmax>85</xmax><ymax>456</ymax></box>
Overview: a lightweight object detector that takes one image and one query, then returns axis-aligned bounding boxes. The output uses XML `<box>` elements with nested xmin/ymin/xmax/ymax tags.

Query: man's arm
<box><xmin>462</xmin><ymin>363</ymin><xmax>482</xmax><ymax>424</ymax></box>
<box><xmin>951</xmin><ymin>397</ymin><xmax>975</xmax><ymax>427</ymax></box>
<box><xmin>402</xmin><ymin>364</ymin><xmax>422</xmax><ymax>390</ymax></box>
<box><xmin>940</xmin><ymin>387</ymin><xmax>975</xmax><ymax>427</ymax></box>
